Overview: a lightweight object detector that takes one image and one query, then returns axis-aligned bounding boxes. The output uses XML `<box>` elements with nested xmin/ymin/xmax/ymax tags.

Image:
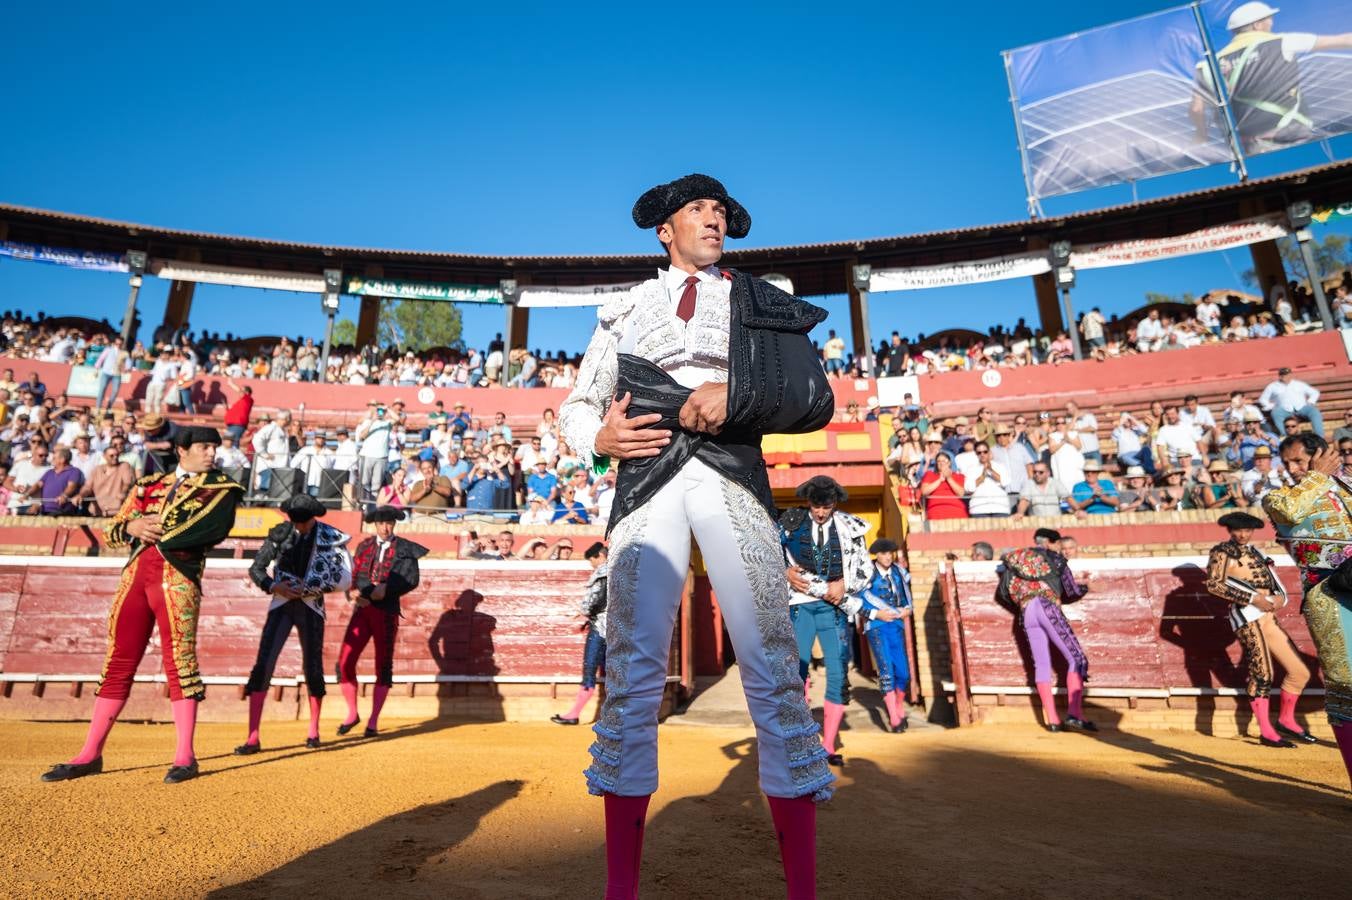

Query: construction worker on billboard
<box><xmin>1191</xmin><ymin>2</ymin><xmax>1352</xmax><ymax>154</ymax></box>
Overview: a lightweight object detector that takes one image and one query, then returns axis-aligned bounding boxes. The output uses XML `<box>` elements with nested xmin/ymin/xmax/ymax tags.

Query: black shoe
<box><xmin>164</xmin><ymin>761</ymin><xmax>200</xmax><ymax>784</ymax></box>
<box><xmin>1064</xmin><ymin>716</ymin><xmax>1099</xmax><ymax>733</ymax></box>
<box><xmin>336</xmin><ymin>718</ymin><xmax>361</xmax><ymax>736</ymax></box>
<box><xmin>363</xmin><ymin>727</ymin><xmax>379</xmax><ymax>738</ymax></box>
<box><xmin>551</xmin><ymin>714</ymin><xmax>579</xmax><ymax>726</ymax></box>
<box><xmin>1046</xmin><ymin>723</ymin><xmax>1063</xmax><ymax>733</ymax></box>
<box><xmin>1259</xmin><ymin>736</ymin><xmax>1295</xmax><ymax>748</ymax></box>
<box><xmin>233</xmin><ymin>742</ymin><xmax>262</xmax><ymax>756</ymax></box>
<box><xmin>41</xmin><ymin>757</ymin><xmax>103</xmax><ymax>782</ymax></box>
<box><xmin>305</xmin><ymin>737</ymin><xmax>321</xmax><ymax>749</ymax></box>
<box><xmin>893</xmin><ymin>719</ymin><xmax>909</xmax><ymax>734</ymax></box>
<box><xmin>827</xmin><ymin>753</ymin><xmax>845</xmax><ymax>767</ymax></box>
<box><xmin>1275</xmin><ymin>722</ymin><xmax>1319</xmax><ymax>744</ymax></box>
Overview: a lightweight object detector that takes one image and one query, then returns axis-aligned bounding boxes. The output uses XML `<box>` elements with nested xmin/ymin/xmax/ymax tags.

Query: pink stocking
<box><xmin>246</xmin><ymin>691</ymin><xmax>266</xmax><ymax>746</ymax></box>
<box><xmin>803</xmin><ymin>676</ymin><xmax>811</xmax><ymax>705</ymax></box>
<box><xmin>891</xmin><ymin>689</ymin><xmax>908</xmax><ymax>723</ymax></box>
<box><xmin>1277</xmin><ymin>691</ymin><xmax>1302</xmax><ymax>732</ymax></box>
<box><xmin>821</xmin><ymin>701</ymin><xmax>846</xmax><ymax>754</ymax></box>
<box><xmin>1250</xmin><ymin>695</ymin><xmax>1282</xmax><ymax>741</ymax></box>
<box><xmin>307</xmin><ymin>696</ymin><xmax>323</xmax><ymax>740</ymax></box>
<box><xmin>767</xmin><ymin>795</ymin><xmax>817</xmax><ymax>900</ymax></box>
<box><xmin>70</xmin><ymin>696</ymin><xmax>126</xmax><ymax>764</ymax></box>
<box><xmin>565</xmin><ymin>686</ymin><xmax>596</xmax><ymax>720</ymax></box>
<box><xmin>340</xmin><ymin>681</ymin><xmax>360</xmax><ymax>726</ymax></box>
<box><xmin>1036</xmin><ymin>682</ymin><xmax>1059</xmax><ymax>726</ymax></box>
<box><xmin>603</xmin><ymin>793</ymin><xmax>650</xmax><ymax>900</ymax></box>
<box><xmin>171</xmin><ymin>699</ymin><xmax>198</xmax><ymax>767</ymax></box>
<box><xmin>882</xmin><ymin>692</ymin><xmax>901</xmax><ymax>729</ymax></box>
<box><xmin>368</xmin><ymin>685</ymin><xmax>390</xmax><ymax>731</ymax></box>
<box><xmin>1066</xmin><ymin>672</ymin><xmax>1085</xmax><ymax>719</ymax></box>
<box><xmin>1333</xmin><ymin>724</ymin><xmax>1352</xmax><ymax>789</ymax></box>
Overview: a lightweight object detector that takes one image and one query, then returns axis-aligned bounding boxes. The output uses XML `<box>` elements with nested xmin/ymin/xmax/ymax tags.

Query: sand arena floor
<box><xmin>4</xmin><ymin>717</ymin><xmax>1348</xmax><ymax>899</ymax></box>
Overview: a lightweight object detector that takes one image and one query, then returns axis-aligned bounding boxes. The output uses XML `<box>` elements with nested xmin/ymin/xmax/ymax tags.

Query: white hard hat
<box><xmin>1227</xmin><ymin>1</ymin><xmax>1278</xmax><ymax>30</ymax></box>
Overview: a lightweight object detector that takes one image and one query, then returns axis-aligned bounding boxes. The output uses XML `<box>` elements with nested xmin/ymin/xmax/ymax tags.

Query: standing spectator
<box><xmin>355</xmin><ymin>401</ymin><xmax>393</xmax><ymax>502</ymax></box>
<box><xmin>964</xmin><ymin>442</ymin><xmax>1011</xmax><ymax>517</ymax></box>
<box><xmin>250</xmin><ymin>411</ymin><xmax>292</xmax><ymax>492</ymax></box>
<box><xmin>144</xmin><ymin>350</ymin><xmax>176</xmax><ymax>414</ymax></box>
<box><xmin>174</xmin><ymin>350</ymin><xmax>197</xmax><ymax>415</ymax></box>
<box><xmin>1079</xmin><ymin>307</ymin><xmax>1106</xmax><ymax>350</ymax></box>
<box><xmin>79</xmin><ymin>444</ymin><xmax>135</xmax><ymax>515</ymax></box>
<box><xmin>1015</xmin><ymin>463</ymin><xmax>1069</xmax><ymax>518</ymax></box>
<box><xmin>822</xmin><ymin>329</ymin><xmax>846</xmax><ymax>375</ymax></box>
<box><xmin>295</xmin><ymin>338</ymin><xmax>319</xmax><ymax>382</ymax></box>
<box><xmin>1196</xmin><ymin>295</ymin><xmax>1222</xmax><ymax>336</ymax></box>
<box><xmin>6</xmin><ymin>441</ymin><xmax>52</xmax><ymax>513</ymax></box>
<box><xmin>972</xmin><ymin>407</ymin><xmax>997</xmax><ymax>445</ymax></box>
<box><xmin>290</xmin><ymin>432</ymin><xmax>335</xmax><ymax>496</ymax></box>
<box><xmin>1048</xmin><ymin>414</ymin><xmax>1086</xmax><ymax>489</ymax></box>
<box><xmin>449</xmin><ymin>401</ymin><xmax>472</xmax><ymax>437</ymax></box>
<box><xmin>464</xmin><ymin>454</ymin><xmax>510</xmax><ymax>512</ymax></box>
<box><xmin>990</xmin><ymin>425</ymin><xmax>1034</xmax><ymax>499</ymax></box>
<box><xmin>1066</xmin><ymin>401</ymin><xmax>1100</xmax><ymax>465</ymax></box>
<box><xmin>221</xmin><ymin>380</ymin><xmax>254</xmax><ymax>443</ymax></box>
<box><xmin>92</xmin><ymin>336</ymin><xmax>127</xmax><ymax>413</ymax></box>
<box><xmin>1116</xmin><ymin>466</ymin><xmax>1156</xmax><ymax>513</ymax></box>
<box><xmin>1069</xmin><ymin>461</ymin><xmax>1119</xmax><ymax>517</ymax></box>
<box><xmin>920</xmin><ymin>452</ymin><xmax>968</xmax><ymax>520</ymax></box>
<box><xmin>1333</xmin><ymin>284</ymin><xmax>1352</xmax><ymax>327</ymax></box>
<box><xmin>1259</xmin><ymin>367</ymin><xmax>1323</xmax><ymax>436</ymax></box>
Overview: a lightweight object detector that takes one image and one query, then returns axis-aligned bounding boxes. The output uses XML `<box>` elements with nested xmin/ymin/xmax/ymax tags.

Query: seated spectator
<box><xmin>376</xmin><ymin>466</ymin><xmax>410</xmax><ymax>508</ymax></box>
<box><xmin>407</xmin><ymin>457</ymin><xmax>455</xmax><ymax>511</ymax></box>
<box><xmin>519</xmin><ymin>493</ymin><xmax>553</xmax><ymax>525</ymax></box>
<box><xmin>1333</xmin><ymin>407</ymin><xmax>1352</xmax><ymax>444</ymax></box>
<box><xmin>1154</xmin><ymin>406</ymin><xmax>1202</xmax><ymax>470</ymax></box>
<box><xmin>80</xmin><ymin>444</ymin><xmax>136</xmax><ymax>516</ymax></box>
<box><xmin>1241</xmin><ymin>446</ymin><xmax>1283</xmax><ymax>505</ymax></box>
<box><xmin>1193</xmin><ymin>460</ymin><xmax>1243</xmax><ymax>510</ymax></box>
<box><xmin>970</xmin><ymin>541</ymin><xmax>994</xmax><ymax>561</ymax></box>
<box><xmin>1015</xmin><ymin>463</ymin><xmax>1068</xmax><ymax>518</ymax></box>
<box><xmin>30</xmin><ymin>446</ymin><xmax>83</xmax><ymax>515</ymax></box>
<box><xmin>1235</xmin><ymin>413</ymin><xmax>1280</xmax><ymax>470</ymax></box>
<box><xmin>1221</xmin><ymin>316</ymin><xmax>1249</xmax><ymax>342</ymax></box>
<box><xmin>1111</xmin><ymin>412</ymin><xmax>1153</xmax><ymax>473</ymax></box>
<box><xmin>517</xmin><ymin>537</ymin><xmax>550</xmax><ymax>560</ymax></box>
<box><xmin>464</xmin><ymin>455</ymin><xmax>512</xmax><ymax>512</ymax></box>
<box><xmin>7</xmin><ymin>441</ymin><xmax>51</xmax><ymax>513</ymax></box>
<box><xmin>1116</xmin><ymin>466</ymin><xmax>1156</xmax><ymax>513</ymax></box>
<box><xmin>550</xmin><ymin>538</ymin><xmax>575</xmax><ymax>560</ymax></box>
<box><xmin>69</xmin><ymin>434</ymin><xmax>98</xmax><ymax>480</ymax></box>
<box><xmin>963</xmin><ymin>441</ymin><xmax>1011</xmax><ymax>517</ymax></box>
<box><xmin>1069</xmin><ymin>461</ymin><xmax>1119</xmax><ymax>516</ymax></box>
<box><xmin>920</xmin><ymin>453</ymin><xmax>968</xmax><ymax>520</ymax></box>
<box><xmin>552</xmin><ymin>484</ymin><xmax>590</xmax><ymax>524</ymax></box>
<box><xmin>1154</xmin><ymin>467</ymin><xmax>1187</xmax><ymax>510</ymax></box>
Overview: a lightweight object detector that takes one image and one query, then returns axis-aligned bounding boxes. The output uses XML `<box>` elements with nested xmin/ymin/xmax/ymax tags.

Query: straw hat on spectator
<box><xmin>954</xmin><ymin>416</ymin><xmax>970</xmax><ymax>426</ymax></box>
<box><xmin>1154</xmin><ymin>467</ymin><xmax>1182</xmax><ymax>485</ymax></box>
<box><xmin>1123</xmin><ymin>465</ymin><xmax>1147</xmax><ymax>479</ymax></box>
<box><xmin>1243</xmin><ymin>410</ymin><xmax>1264</xmax><ymax>423</ymax></box>
<box><xmin>141</xmin><ymin>414</ymin><xmax>166</xmax><ymax>431</ymax></box>
<box><xmin>993</xmin><ymin>424</ymin><xmax>1013</xmax><ymax>436</ymax></box>
<box><xmin>1253</xmin><ymin>446</ymin><xmax>1272</xmax><ymax>459</ymax></box>
<box><xmin>923</xmin><ymin>430</ymin><xmax>944</xmax><ymax>444</ymax></box>
<box><xmin>1083</xmin><ymin>459</ymin><xmax>1103</xmax><ymax>473</ymax></box>
<box><xmin>1207</xmin><ymin>459</ymin><xmax>1231</xmax><ymax>473</ymax></box>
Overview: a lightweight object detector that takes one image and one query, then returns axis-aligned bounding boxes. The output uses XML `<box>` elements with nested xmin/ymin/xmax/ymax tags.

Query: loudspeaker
<box><xmin>222</xmin><ymin>466</ymin><xmax>251</xmax><ymax>494</ymax></box>
<box><xmin>267</xmin><ymin>468</ymin><xmax>306</xmax><ymax>505</ymax></box>
<box><xmin>316</xmin><ymin>469</ymin><xmax>347</xmax><ymax>508</ymax></box>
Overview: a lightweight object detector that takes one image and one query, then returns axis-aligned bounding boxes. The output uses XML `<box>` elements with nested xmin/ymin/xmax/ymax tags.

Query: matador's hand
<box><xmin>1310</xmin><ymin>447</ymin><xmax>1341</xmax><ymax>476</ymax></box>
<box><xmin>595</xmin><ymin>393</ymin><xmax>670</xmax><ymax>460</ymax></box>
<box><xmin>786</xmin><ymin>566</ymin><xmax>811</xmax><ymax>593</ymax></box>
<box><xmin>679</xmin><ymin>382</ymin><xmax>729</xmax><ymax>435</ymax></box>
<box><xmin>126</xmin><ymin>515</ymin><xmax>164</xmax><ymax>543</ymax></box>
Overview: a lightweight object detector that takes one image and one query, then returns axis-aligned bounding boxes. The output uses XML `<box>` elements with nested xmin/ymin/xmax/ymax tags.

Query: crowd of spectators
<box><xmin>886</xmin><ymin>366</ymin><xmax>1349</xmax><ymax>523</ymax></box>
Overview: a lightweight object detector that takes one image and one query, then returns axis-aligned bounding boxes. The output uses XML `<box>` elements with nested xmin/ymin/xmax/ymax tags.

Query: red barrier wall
<box><xmin>0</xmin><ymin>559</ymin><xmax>591</xmax><ymax>683</ymax></box>
<box><xmin>950</xmin><ymin>557</ymin><xmax>1317</xmax><ymax>693</ymax></box>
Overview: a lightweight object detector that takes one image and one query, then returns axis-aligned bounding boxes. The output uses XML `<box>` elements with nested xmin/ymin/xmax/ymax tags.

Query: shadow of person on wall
<box><xmin>428</xmin><ymin>589</ymin><xmax>502</xmax><ymax>721</ymax></box>
<box><xmin>207</xmin><ymin>779</ymin><xmax>525</xmax><ymax>898</ymax></box>
<box><xmin>1159</xmin><ymin>564</ymin><xmax>1249</xmax><ymax>737</ymax></box>
<box><xmin>201</xmin><ymin>378</ymin><xmax>228</xmax><ymax>410</ymax></box>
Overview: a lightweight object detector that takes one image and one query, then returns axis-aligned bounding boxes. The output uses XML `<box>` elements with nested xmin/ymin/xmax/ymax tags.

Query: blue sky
<box><xmin>1</xmin><ymin>1</ymin><xmax>1348</xmax><ymax>354</ymax></box>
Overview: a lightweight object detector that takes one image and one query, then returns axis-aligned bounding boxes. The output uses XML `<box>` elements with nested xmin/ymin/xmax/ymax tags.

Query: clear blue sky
<box><xmin>2</xmin><ymin>2</ymin><xmax>1348</xmax><ymax>354</ymax></box>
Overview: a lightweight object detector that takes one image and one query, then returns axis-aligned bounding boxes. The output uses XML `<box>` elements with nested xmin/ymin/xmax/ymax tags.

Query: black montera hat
<box><xmin>632</xmin><ymin>173</ymin><xmax>751</xmax><ymax>238</ymax></box>
<box><xmin>796</xmin><ymin>475</ymin><xmax>848</xmax><ymax>506</ymax></box>
<box><xmin>869</xmin><ymin>538</ymin><xmax>899</xmax><ymax>554</ymax></box>
<box><xmin>174</xmin><ymin>426</ymin><xmax>222</xmax><ymax>448</ymax></box>
<box><xmin>1218</xmin><ymin>511</ymin><xmax>1265</xmax><ymax>531</ymax></box>
<box><xmin>280</xmin><ymin>494</ymin><xmax>327</xmax><ymax>521</ymax></box>
<box><xmin>365</xmin><ymin>505</ymin><xmax>406</xmax><ymax>524</ymax></box>
<box><xmin>1033</xmin><ymin>527</ymin><xmax>1062</xmax><ymax>543</ymax></box>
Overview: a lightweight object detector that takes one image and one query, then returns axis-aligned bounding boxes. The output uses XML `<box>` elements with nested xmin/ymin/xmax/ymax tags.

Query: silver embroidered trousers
<box><xmin>585</xmin><ymin>457</ymin><xmax>834</xmax><ymax>801</ymax></box>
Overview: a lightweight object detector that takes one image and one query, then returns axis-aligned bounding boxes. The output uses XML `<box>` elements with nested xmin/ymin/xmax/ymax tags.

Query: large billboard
<box><xmin>1006</xmin><ymin>2</ymin><xmax>1352</xmax><ymax>208</ymax></box>
<box><xmin>1198</xmin><ymin>0</ymin><xmax>1352</xmax><ymax>157</ymax></box>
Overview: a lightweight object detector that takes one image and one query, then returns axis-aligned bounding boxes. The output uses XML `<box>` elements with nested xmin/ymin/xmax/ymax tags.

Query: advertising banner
<box><xmin>1069</xmin><ymin>214</ymin><xmax>1289</xmax><ymax>269</ymax></box>
<box><xmin>344</xmin><ymin>276</ymin><xmax>503</xmax><ymax>303</ymax></box>
<box><xmin>151</xmin><ymin>259</ymin><xmax>326</xmax><ymax>293</ymax></box>
<box><xmin>1199</xmin><ymin>0</ymin><xmax>1352</xmax><ymax>158</ymax></box>
<box><xmin>0</xmin><ymin>240</ymin><xmax>128</xmax><ymax>272</ymax></box>
<box><xmin>869</xmin><ymin>252</ymin><xmax>1051</xmax><ymax>293</ymax></box>
<box><xmin>516</xmin><ymin>281</ymin><xmax>640</xmax><ymax>308</ymax></box>
<box><xmin>1006</xmin><ymin>6</ymin><xmax>1236</xmax><ymax>200</ymax></box>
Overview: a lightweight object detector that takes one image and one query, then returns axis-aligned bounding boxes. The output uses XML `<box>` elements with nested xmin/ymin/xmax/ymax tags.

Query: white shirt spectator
<box><xmin>1049</xmin><ymin>430</ymin><xmax>1085</xmax><ymax>490</ymax></box>
<box><xmin>1073</xmin><ymin>412</ymin><xmax>1099</xmax><ymax>456</ymax></box>
<box><xmin>1241</xmin><ymin>467</ymin><xmax>1283</xmax><ymax>504</ymax></box>
<box><xmin>291</xmin><ymin>444</ymin><xmax>336</xmax><ymax>489</ymax></box>
<box><xmin>57</xmin><ymin>418</ymin><xmax>94</xmax><ymax>448</ymax></box>
<box><xmin>1259</xmin><ymin>378</ymin><xmax>1319</xmax><ymax>414</ymax></box>
<box><xmin>1196</xmin><ymin>301</ymin><xmax>1221</xmax><ymax>330</ymax></box>
<box><xmin>356</xmin><ymin>416</ymin><xmax>392</xmax><ymax>460</ymax></box>
<box><xmin>1136</xmin><ymin>316</ymin><xmax>1164</xmax><ymax>351</ymax></box>
<box><xmin>149</xmin><ymin>357</ymin><xmax>178</xmax><ymax>386</ymax></box>
<box><xmin>333</xmin><ymin>437</ymin><xmax>360</xmax><ymax>474</ymax></box>
<box><xmin>965</xmin><ymin>461</ymin><xmax>1012</xmax><ymax>516</ymax></box>
<box><xmin>954</xmin><ymin>450</ymin><xmax>980</xmax><ymax>478</ymax></box>
<box><xmin>215</xmin><ymin>445</ymin><xmax>250</xmax><ymax>469</ymax></box>
<box><xmin>1112</xmin><ymin>422</ymin><xmax>1146</xmax><ymax>457</ymax></box>
<box><xmin>8</xmin><ymin>457</ymin><xmax>51</xmax><ymax>509</ymax></box>
<box><xmin>990</xmin><ymin>441</ymin><xmax>1033</xmax><ymax>495</ymax></box>
<box><xmin>70</xmin><ymin>448</ymin><xmax>99</xmax><ymax>480</ymax></box>
<box><xmin>250</xmin><ymin>421</ymin><xmax>290</xmax><ymax>472</ymax></box>
<box><xmin>1156</xmin><ymin>422</ymin><xmax>1201</xmax><ymax>464</ymax></box>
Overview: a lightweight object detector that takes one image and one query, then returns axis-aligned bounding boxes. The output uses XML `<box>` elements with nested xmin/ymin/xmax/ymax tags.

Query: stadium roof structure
<box><xmin>2</xmin><ymin>159</ymin><xmax>1351</xmax><ymax>300</ymax></box>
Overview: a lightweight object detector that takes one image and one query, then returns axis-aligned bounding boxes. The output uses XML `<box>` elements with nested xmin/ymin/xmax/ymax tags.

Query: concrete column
<box><xmin>356</xmin><ymin>296</ymin><xmax>382</xmax><ymax>348</ymax></box>
<box><xmin>161</xmin><ymin>279</ymin><xmax>195</xmax><ymax>335</ymax></box>
<box><xmin>1248</xmin><ymin>239</ymin><xmax>1288</xmax><ymax>301</ymax></box>
<box><xmin>1032</xmin><ymin>271</ymin><xmax>1063</xmax><ymax>335</ymax></box>
<box><xmin>845</xmin><ymin>258</ymin><xmax>869</xmax><ymax>364</ymax></box>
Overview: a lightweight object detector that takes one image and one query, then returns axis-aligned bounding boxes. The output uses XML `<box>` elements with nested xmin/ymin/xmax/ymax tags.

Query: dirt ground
<box><xmin>4</xmin><ymin>716</ymin><xmax>1348</xmax><ymax>899</ymax></box>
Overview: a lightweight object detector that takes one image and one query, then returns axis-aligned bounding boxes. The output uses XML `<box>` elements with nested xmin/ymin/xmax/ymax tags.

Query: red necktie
<box><xmin>676</xmin><ymin>275</ymin><xmax>699</xmax><ymax>323</ymax></box>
